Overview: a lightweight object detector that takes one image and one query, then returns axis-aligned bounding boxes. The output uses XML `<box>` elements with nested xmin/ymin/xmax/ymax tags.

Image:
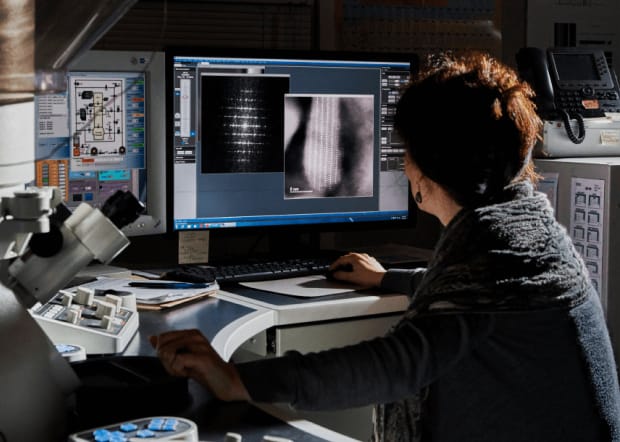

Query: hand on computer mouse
<box><xmin>325</xmin><ymin>263</ymin><xmax>353</xmax><ymax>280</ymax></box>
<box><xmin>327</xmin><ymin>252</ymin><xmax>386</xmax><ymax>288</ymax></box>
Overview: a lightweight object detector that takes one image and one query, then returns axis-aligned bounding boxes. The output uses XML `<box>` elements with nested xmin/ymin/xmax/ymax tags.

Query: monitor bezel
<box><xmin>164</xmin><ymin>47</ymin><xmax>418</xmax><ymax>238</ymax></box>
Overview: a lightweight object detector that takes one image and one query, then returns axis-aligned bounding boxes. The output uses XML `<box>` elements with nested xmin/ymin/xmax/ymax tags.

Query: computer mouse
<box><xmin>160</xmin><ymin>269</ymin><xmax>215</xmax><ymax>284</ymax></box>
<box><xmin>325</xmin><ymin>263</ymin><xmax>353</xmax><ymax>280</ymax></box>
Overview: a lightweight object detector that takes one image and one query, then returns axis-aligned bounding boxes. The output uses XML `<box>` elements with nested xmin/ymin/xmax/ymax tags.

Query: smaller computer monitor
<box><xmin>34</xmin><ymin>50</ymin><xmax>166</xmax><ymax>236</ymax></box>
<box><xmin>167</xmin><ymin>49</ymin><xmax>416</xmax><ymax>233</ymax></box>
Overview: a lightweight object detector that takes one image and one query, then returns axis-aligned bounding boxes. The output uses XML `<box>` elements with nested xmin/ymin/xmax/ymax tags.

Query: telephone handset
<box><xmin>516</xmin><ymin>47</ymin><xmax>620</xmax><ymax>144</ymax></box>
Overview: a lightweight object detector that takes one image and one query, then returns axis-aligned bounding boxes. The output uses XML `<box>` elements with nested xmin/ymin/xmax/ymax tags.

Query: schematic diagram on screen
<box><xmin>70</xmin><ymin>76</ymin><xmax>127</xmax><ymax>170</ymax></box>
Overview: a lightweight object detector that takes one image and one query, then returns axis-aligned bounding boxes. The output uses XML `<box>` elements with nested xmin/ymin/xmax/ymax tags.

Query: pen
<box><xmin>128</xmin><ymin>281</ymin><xmax>210</xmax><ymax>289</ymax></box>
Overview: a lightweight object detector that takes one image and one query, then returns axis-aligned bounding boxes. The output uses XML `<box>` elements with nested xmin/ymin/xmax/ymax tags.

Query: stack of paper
<box><xmin>74</xmin><ymin>277</ymin><xmax>219</xmax><ymax>310</ymax></box>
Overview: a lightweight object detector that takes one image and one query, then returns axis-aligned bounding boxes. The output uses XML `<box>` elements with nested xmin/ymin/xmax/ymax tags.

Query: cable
<box><xmin>559</xmin><ymin>109</ymin><xmax>586</xmax><ymax>144</ymax></box>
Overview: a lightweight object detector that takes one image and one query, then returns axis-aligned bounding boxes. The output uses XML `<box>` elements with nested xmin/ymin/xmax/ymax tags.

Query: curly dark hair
<box><xmin>395</xmin><ymin>51</ymin><xmax>542</xmax><ymax>208</ymax></box>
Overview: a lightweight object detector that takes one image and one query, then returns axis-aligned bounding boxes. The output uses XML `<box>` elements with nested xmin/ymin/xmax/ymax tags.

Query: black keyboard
<box><xmin>160</xmin><ymin>257</ymin><xmax>334</xmax><ymax>284</ymax></box>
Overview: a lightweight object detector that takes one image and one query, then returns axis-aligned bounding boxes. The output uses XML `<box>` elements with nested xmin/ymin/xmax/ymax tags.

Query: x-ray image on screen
<box><xmin>200</xmin><ymin>74</ymin><xmax>290</xmax><ymax>173</ymax></box>
<box><xmin>284</xmin><ymin>94</ymin><xmax>374</xmax><ymax>199</ymax></box>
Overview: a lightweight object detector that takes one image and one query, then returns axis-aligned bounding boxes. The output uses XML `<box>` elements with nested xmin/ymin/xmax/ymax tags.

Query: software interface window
<box><xmin>171</xmin><ymin>54</ymin><xmax>411</xmax><ymax>230</ymax></box>
<box><xmin>35</xmin><ymin>71</ymin><xmax>147</xmax><ymax>211</ymax></box>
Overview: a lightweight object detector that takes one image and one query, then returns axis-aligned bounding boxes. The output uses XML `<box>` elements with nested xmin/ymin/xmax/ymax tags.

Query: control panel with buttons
<box><xmin>31</xmin><ymin>285</ymin><xmax>139</xmax><ymax>354</ymax></box>
<box><xmin>69</xmin><ymin>416</ymin><xmax>198</xmax><ymax>441</ymax></box>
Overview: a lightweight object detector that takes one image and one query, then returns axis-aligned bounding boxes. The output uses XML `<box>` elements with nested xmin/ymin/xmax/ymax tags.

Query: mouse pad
<box><xmin>239</xmin><ymin>275</ymin><xmax>361</xmax><ymax>297</ymax></box>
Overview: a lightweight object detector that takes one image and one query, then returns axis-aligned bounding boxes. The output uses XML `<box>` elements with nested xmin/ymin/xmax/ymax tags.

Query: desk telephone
<box><xmin>516</xmin><ymin>47</ymin><xmax>620</xmax><ymax>144</ymax></box>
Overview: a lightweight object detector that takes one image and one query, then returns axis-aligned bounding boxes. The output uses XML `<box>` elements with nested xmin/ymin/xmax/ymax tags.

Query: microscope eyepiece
<box><xmin>28</xmin><ymin>203</ymin><xmax>72</xmax><ymax>257</ymax></box>
<box><xmin>101</xmin><ymin>190</ymin><xmax>145</xmax><ymax>229</ymax></box>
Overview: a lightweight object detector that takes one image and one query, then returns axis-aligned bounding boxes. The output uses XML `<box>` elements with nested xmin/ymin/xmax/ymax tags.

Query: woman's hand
<box><xmin>149</xmin><ymin>329</ymin><xmax>250</xmax><ymax>402</ymax></box>
<box><xmin>328</xmin><ymin>252</ymin><xmax>386</xmax><ymax>288</ymax></box>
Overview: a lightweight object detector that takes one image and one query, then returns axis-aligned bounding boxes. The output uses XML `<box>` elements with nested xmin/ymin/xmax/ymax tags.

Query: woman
<box><xmin>150</xmin><ymin>52</ymin><xmax>620</xmax><ymax>441</ymax></box>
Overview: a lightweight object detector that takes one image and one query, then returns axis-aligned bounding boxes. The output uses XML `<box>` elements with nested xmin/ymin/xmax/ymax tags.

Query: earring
<box><xmin>414</xmin><ymin>191</ymin><xmax>423</xmax><ymax>204</ymax></box>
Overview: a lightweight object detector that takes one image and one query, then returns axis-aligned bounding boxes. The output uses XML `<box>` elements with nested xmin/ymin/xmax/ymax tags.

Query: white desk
<box><xmin>126</xmin><ymin>283</ymin><xmax>409</xmax><ymax>359</ymax></box>
<box><xmin>215</xmin><ymin>285</ymin><xmax>409</xmax><ymax>359</ymax></box>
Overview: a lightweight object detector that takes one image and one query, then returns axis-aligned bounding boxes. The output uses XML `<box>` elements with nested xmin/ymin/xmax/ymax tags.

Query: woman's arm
<box><xmin>328</xmin><ymin>252</ymin><xmax>427</xmax><ymax>296</ymax></box>
<box><xmin>236</xmin><ymin>313</ymin><xmax>493</xmax><ymax>410</ymax></box>
<box><xmin>380</xmin><ymin>267</ymin><xmax>427</xmax><ymax>297</ymax></box>
<box><xmin>150</xmin><ymin>313</ymin><xmax>491</xmax><ymax>409</ymax></box>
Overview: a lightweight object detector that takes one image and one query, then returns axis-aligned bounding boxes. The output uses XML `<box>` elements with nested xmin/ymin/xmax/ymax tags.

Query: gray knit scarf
<box><xmin>372</xmin><ymin>181</ymin><xmax>591</xmax><ymax>442</ymax></box>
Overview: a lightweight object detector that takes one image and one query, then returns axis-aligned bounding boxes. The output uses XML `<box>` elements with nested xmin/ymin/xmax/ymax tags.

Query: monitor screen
<box><xmin>34</xmin><ymin>50</ymin><xmax>166</xmax><ymax>236</ymax></box>
<box><xmin>552</xmin><ymin>53</ymin><xmax>600</xmax><ymax>82</ymax></box>
<box><xmin>167</xmin><ymin>49</ymin><xmax>415</xmax><ymax>231</ymax></box>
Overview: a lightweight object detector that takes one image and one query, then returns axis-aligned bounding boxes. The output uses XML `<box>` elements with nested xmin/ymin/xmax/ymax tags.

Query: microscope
<box><xmin>1</xmin><ymin>187</ymin><xmax>143</xmax><ymax>308</ymax></box>
<box><xmin>0</xmin><ymin>1</ymin><xmax>152</xmax><ymax>441</ymax></box>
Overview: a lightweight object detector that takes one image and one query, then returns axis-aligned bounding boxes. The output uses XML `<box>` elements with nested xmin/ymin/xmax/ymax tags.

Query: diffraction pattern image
<box><xmin>200</xmin><ymin>74</ymin><xmax>290</xmax><ymax>173</ymax></box>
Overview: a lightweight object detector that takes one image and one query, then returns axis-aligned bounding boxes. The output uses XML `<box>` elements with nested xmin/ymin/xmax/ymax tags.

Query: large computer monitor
<box><xmin>166</xmin><ymin>49</ymin><xmax>416</xmax><ymax>237</ymax></box>
<box><xmin>34</xmin><ymin>50</ymin><xmax>166</xmax><ymax>236</ymax></box>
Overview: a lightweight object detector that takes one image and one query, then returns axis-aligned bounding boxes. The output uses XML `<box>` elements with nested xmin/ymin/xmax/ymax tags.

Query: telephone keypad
<box><xmin>556</xmin><ymin>88</ymin><xmax>620</xmax><ymax>113</ymax></box>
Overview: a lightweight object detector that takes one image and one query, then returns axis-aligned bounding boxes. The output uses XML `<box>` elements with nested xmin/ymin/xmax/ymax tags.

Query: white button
<box><xmin>67</xmin><ymin>306</ymin><xmax>82</xmax><ymax>324</ymax></box>
<box><xmin>94</xmin><ymin>300</ymin><xmax>116</xmax><ymax>319</ymax></box>
<box><xmin>225</xmin><ymin>432</ymin><xmax>242</xmax><ymax>442</ymax></box>
<box><xmin>263</xmin><ymin>436</ymin><xmax>293</xmax><ymax>442</ymax></box>
<box><xmin>104</xmin><ymin>294</ymin><xmax>123</xmax><ymax>313</ymax></box>
<box><xmin>60</xmin><ymin>290</ymin><xmax>74</xmax><ymax>307</ymax></box>
<box><xmin>100</xmin><ymin>315</ymin><xmax>114</xmax><ymax>331</ymax></box>
<box><xmin>74</xmin><ymin>287</ymin><xmax>95</xmax><ymax>306</ymax></box>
